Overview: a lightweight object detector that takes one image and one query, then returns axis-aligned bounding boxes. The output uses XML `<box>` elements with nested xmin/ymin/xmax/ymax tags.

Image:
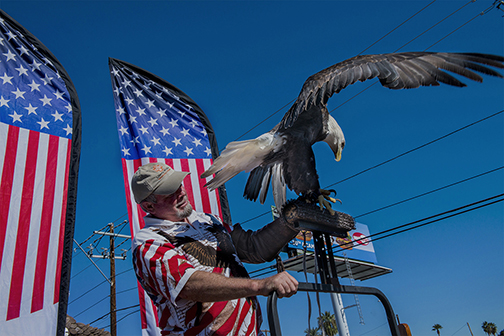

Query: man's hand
<box><xmin>258</xmin><ymin>271</ymin><xmax>298</xmax><ymax>298</ymax></box>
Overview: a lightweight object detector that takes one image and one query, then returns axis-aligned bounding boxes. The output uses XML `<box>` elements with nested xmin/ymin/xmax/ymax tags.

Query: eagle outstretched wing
<box><xmin>202</xmin><ymin>52</ymin><xmax>504</xmax><ymax>211</ymax></box>
<box><xmin>280</xmin><ymin>52</ymin><xmax>504</xmax><ymax>129</ymax></box>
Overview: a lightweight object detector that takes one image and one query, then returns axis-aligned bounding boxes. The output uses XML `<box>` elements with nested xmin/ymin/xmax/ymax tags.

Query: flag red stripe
<box><xmin>0</xmin><ymin>125</ymin><xmax>19</xmax><ymax>271</ymax></box>
<box><xmin>53</xmin><ymin>138</ymin><xmax>71</xmax><ymax>304</ymax></box>
<box><xmin>31</xmin><ymin>135</ymin><xmax>59</xmax><ymax>312</ymax></box>
<box><xmin>195</xmin><ymin>160</ymin><xmax>211</xmax><ymax>213</ymax></box>
<box><xmin>178</xmin><ymin>160</ymin><xmax>194</xmax><ymax>207</ymax></box>
<box><xmin>7</xmin><ymin>130</ymin><xmax>39</xmax><ymax>320</ymax></box>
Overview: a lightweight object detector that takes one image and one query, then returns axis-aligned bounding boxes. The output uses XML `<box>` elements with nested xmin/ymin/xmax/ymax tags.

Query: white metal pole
<box><xmin>331</xmin><ymin>293</ymin><xmax>351</xmax><ymax>336</ymax></box>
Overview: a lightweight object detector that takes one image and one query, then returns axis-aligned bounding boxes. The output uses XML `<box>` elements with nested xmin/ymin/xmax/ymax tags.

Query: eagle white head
<box><xmin>323</xmin><ymin>114</ymin><xmax>345</xmax><ymax>161</ymax></box>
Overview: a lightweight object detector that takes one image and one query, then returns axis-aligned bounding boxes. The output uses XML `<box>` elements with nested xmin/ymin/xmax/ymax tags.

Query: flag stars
<box><xmin>183</xmin><ymin>147</ymin><xmax>194</xmax><ymax>156</ymax></box>
<box><xmin>65</xmin><ymin>104</ymin><xmax>72</xmax><ymax>113</ymax></box>
<box><xmin>28</xmin><ymin>80</ymin><xmax>41</xmax><ymax>92</ymax></box>
<box><xmin>162</xmin><ymin>146</ymin><xmax>173</xmax><ymax>156</ymax></box>
<box><xmin>25</xmin><ymin>103</ymin><xmax>37</xmax><ymax>115</ymax></box>
<box><xmin>136</xmin><ymin>107</ymin><xmax>146</xmax><ymax>116</ymax></box>
<box><xmin>37</xmin><ymin>117</ymin><xmax>50</xmax><ymax>130</ymax></box>
<box><xmin>130</xmin><ymin>136</ymin><xmax>140</xmax><ymax>145</ymax></box>
<box><xmin>133</xmin><ymin>88</ymin><xmax>143</xmax><ymax>97</ymax></box>
<box><xmin>15</xmin><ymin>64</ymin><xmax>28</xmax><ymax>76</ymax></box>
<box><xmin>151</xmin><ymin>137</ymin><xmax>161</xmax><ymax>146</ymax></box>
<box><xmin>145</xmin><ymin>99</ymin><xmax>155</xmax><ymax>108</ymax></box>
<box><xmin>147</xmin><ymin>117</ymin><xmax>157</xmax><ymax>127</ymax></box>
<box><xmin>121</xmin><ymin>79</ymin><xmax>131</xmax><ymax>88</ymax></box>
<box><xmin>6</xmin><ymin>31</ymin><xmax>17</xmax><ymax>40</ymax></box>
<box><xmin>41</xmin><ymin>73</ymin><xmax>53</xmax><ymax>85</ymax></box>
<box><xmin>169</xmin><ymin>119</ymin><xmax>178</xmax><ymax>128</ymax></box>
<box><xmin>119</xmin><ymin>126</ymin><xmax>129</xmax><ymax>135</ymax></box>
<box><xmin>3</xmin><ymin>49</ymin><xmax>16</xmax><ymax>61</ymax></box>
<box><xmin>9</xmin><ymin>111</ymin><xmax>22</xmax><ymax>123</ymax></box>
<box><xmin>192</xmin><ymin>138</ymin><xmax>202</xmax><ymax>147</ymax></box>
<box><xmin>122</xmin><ymin>147</ymin><xmax>131</xmax><ymax>156</ymax></box>
<box><xmin>0</xmin><ymin>73</ymin><xmax>13</xmax><ymax>84</ymax></box>
<box><xmin>156</xmin><ymin>108</ymin><xmax>166</xmax><ymax>117</ymax></box>
<box><xmin>17</xmin><ymin>45</ymin><xmax>28</xmax><ymax>56</ymax></box>
<box><xmin>204</xmin><ymin>147</ymin><xmax>212</xmax><ymax>156</ymax></box>
<box><xmin>180</xmin><ymin>128</ymin><xmax>190</xmax><ymax>136</ymax></box>
<box><xmin>0</xmin><ymin>96</ymin><xmax>10</xmax><ymax>107</ymax></box>
<box><xmin>160</xmin><ymin>127</ymin><xmax>170</xmax><ymax>136</ymax></box>
<box><xmin>54</xmin><ymin>90</ymin><xmax>64</xmax><ymax>100</ymax></box>
<box><xmin>189</xmin><ymin>119</ymin><xmax>199</xmax><ymax>128</ymax></box>
<box><xmin>63</xmin><ymin>124</ymin><xmax>72</xmax><ymax>135</ymax></box>
<box><xmin>139</xmin><ymin>125</ymin><xmax>149</xmax><ymax>134</ymax></box>
<box><xmin>116</xmin><ymin>106</ymin><xmax>126</xmax><ymax>115</ymax></box>
<box><xmin>125</xmin><ymin>97</ymin><xmax>134</xmax><ymax>105</ymax></box>
<box><xmin>129</xmin><ymin>115</ymin><xmax>137</xmax><ymax>123</ymax></box>
<box><xmin>40</xmin><ymin>95</ymin><xmax>52</xmax><ymax>106</ymax></box>
<box><xmin>12</xmin><ymin>88</ymin><xmax>26</xmax><ymax>99</ymax></box>
<box><xmin>172</xmin><ymin>137</ymin><xmax>182</xmax><ymax>146</ymax></box>
<box><xmin>51</xmin><ymin>110</ymin><xmax>63</xmax><ymax>122</ymax></box>
<box><xmin>141</xmin><ymin>144</ymin><xmax>152</xmax><ymax>155</ymax></box>
<box><xmin>30</xmin><ymin>60</ymin><xmax>42</xmax><ymax>72</ymax></box>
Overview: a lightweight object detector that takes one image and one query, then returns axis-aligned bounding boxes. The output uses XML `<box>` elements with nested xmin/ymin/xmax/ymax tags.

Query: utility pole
<box><xmin>109</xmin><ymin>223</ymin><xmax>117</xmax><ymax>336</ymax></box>
<box><xmin>88</xmin><ymin>220</ymin><xmax>130</xmax><ymax>336</ymax></box>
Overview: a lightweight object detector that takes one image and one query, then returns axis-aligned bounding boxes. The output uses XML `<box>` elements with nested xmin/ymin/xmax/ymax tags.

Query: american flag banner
<box><xmin>108</xmin><ymin>58</ymin><xmax>231</xmax><ymax>336</ymax></box>
<box><xmin>0</xmin><ymin>10</ymin><xmax>81</xmax><ymax>336</ymax></box>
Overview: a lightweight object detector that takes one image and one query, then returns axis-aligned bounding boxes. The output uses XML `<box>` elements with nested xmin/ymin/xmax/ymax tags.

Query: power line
<box><xmin>239</xmin><ymin>109</ymin><xmax>503</xmax><ymax>225</ymax></box>
<box><xmin>354</xmin><ymin>165</ymin><xmax>503</xmax><ymax>219</ymax></box>
<box><xmin>73</xmin><ymin>286</ymin><xmax>137</xmax><ymax>319</ymax></box>
<box><xmin>357</xmin><ymin>0</ymin><xmax>437</xmax><ymax>55</ymax></box>
<box><xmin>250</xmin><ymin>193</ymin><xmax>504</xmax><ymax>277</ymax></box>
<box><xmin>332</xmin><ymin>193</ymin><xmax>504</xmax><ymax>254</ymax></box>
<box><xmin>89</xmin><ymin>304</ymin><xmax>140</xmax><ymax>325</ymax></box>
<box><xmin>325</xmin><ymin>109</ymin><xmax>504</xmax><ymax>189</ymax></box>
<box><xmin>227</xmin><ymin>0</ymin><xmax>450</xmax><ymax>145</ymax></box>
<box><xmin>69</xmin><ymin>267</ymin><xmax>133</xmax><ymax>306</ymax></box>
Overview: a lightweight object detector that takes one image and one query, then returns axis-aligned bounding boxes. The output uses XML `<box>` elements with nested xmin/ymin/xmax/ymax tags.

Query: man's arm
<box><xmin>178</xmin><ymin>271</ymin><xmax>298</xmax><ymax>302</ymax></box>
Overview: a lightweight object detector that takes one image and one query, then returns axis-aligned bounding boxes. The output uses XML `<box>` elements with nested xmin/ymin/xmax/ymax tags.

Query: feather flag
<box><xmin>0</xmin><ymin>10</ymin><xmax>81</xmax><ymax>336</ymax></box>
<box><xmin>108</xmin><ymin>58</ymin><xmax>230</xmax><ymax>335</ymax></box>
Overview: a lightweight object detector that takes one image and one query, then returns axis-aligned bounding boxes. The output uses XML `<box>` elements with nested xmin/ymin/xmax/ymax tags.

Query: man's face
<box><xmin>145</xmin><ymin>185</ymin><xmax>193</xmax><ymax>221</ymax></box>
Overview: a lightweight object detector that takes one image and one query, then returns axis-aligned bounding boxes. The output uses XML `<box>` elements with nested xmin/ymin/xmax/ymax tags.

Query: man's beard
<box><xmin>176</xmin><ymin>201</ymin><xmax>193</xmax><ymax>219</ymax></box>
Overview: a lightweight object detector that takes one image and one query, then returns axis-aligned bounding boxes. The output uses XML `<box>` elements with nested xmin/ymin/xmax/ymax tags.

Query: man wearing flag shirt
<box><xmin>131</xmin><ymin>162</ymin><xmax>301</xmax><ymax>335</ymax></box>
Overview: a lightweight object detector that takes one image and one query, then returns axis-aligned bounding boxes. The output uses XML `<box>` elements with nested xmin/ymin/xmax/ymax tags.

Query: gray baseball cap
<box><xmin>131</xmin><ymin>162</ymin><xmax>190</xmax><ymax>204</ymax></box>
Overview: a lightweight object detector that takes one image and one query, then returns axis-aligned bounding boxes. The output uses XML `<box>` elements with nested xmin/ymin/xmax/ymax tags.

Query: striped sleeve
<box><xmin>133</xmin><ymin>237</ymin><xmax>196</xmax><ymax>306</ymax></box>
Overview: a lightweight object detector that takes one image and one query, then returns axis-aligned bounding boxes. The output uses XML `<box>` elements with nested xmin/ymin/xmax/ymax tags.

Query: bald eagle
<box><xmin>201</xmin><ymin>52</ymin><xmax>504</xmax><ymax>213</ymax></box>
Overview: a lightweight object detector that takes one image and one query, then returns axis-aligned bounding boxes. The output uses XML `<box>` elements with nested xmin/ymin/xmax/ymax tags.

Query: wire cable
<box><xmin>357</xmin><ymin>0</ymin><xmax>437</xmax><ymax>55</ymax></box>
<box><xmin>226</xmin><ymin>0</ymin><xmax>446</xmax><ymax>145</ymax></box>
<box><xmin>239</xmin><ymin>109</ymin><xmax>503</xmax><ymax>225</ymax></box>
<box><xmin>249</xmin><ymin>193</ymin><xmax>503</xmax><ymax>277</ymax></box>
<box><xmin>332</xmin><ymin>193</ymin><xmax>504</xmax><ymax>253</ymax></box>
<box><xmin>89</xmin><ymin>304</ymin><xmax>140</xmax><ymax>325</ymax></box>
<box><xmin>354</xmin><ymin>165</ymin><xmax>503</xmax><ymax>219</ymax></box>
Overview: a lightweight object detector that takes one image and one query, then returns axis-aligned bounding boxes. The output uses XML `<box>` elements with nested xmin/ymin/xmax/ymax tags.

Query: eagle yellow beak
<box><xmin>335</xmin><ymin>150</ymin><xmax>342</xmax><ymax>162</ymax></box>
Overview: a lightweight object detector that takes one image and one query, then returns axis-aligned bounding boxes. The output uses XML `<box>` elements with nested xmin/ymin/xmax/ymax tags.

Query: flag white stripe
<box><xmin>187</xmin><ymin>159</ymin><xmax>203</xmax><ymax>212</ymax></box>
<box><xmin>44</xmin><ymin>136</ymin><xmax>68</xmax><ymax>309</ymax></box>
<box><xmin>0</xmin><ymin>127</ymin><xmax>29</xmax><ymax>320</ymax></box>
<box><xmin>20</xmin><ymin>132</ymin><xmax>49</xmax><ymax>317</ymax></box>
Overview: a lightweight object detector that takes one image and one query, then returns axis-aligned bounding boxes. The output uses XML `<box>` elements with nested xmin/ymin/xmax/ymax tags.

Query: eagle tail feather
<box><xmin>271</xmin><ymin>163</ymin><xmax>286</xmax><ymax>210</ymax></box>
<box><xmin>202</xmin><ymin>133</ymin><xmax>278</xmax><ymax>191</ymax></box>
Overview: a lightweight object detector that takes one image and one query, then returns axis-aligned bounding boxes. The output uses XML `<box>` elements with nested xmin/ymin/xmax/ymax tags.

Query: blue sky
<box><xmin>2</xmin><ymin>1</ymin><xmax>503</xmax><ymax>335</ymax></box>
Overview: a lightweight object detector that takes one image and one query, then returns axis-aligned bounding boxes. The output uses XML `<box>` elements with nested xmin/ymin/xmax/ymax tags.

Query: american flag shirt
<box><xmin>132</xmin><ymin>211</ymin><xmax>263</xmax><ymax>336</ymax></box>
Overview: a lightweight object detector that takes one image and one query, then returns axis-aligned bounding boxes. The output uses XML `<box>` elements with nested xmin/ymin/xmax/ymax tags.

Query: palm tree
<box><xmin>432</xmin><ymin>324</ymin><xmax>443</xmax><ymax>336</ymax></box>
<box><xmin>317</xmin><ymin>311</ymin><xmax>338</xmax><ymax>336</ymax></box>
<box><xmin>304</xmin><ymin>327</ymin><xmax>321</xmax><ymax>336</ymax></box>
<box><xmin>498</xmin><ymin>329</ymin><xmax>504</xmax><ymax>336</ymax></box>
<box><xmin>483</xmin><ymin>322</ymin><xmax>498</xmax><ymax>336</ymax></box>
